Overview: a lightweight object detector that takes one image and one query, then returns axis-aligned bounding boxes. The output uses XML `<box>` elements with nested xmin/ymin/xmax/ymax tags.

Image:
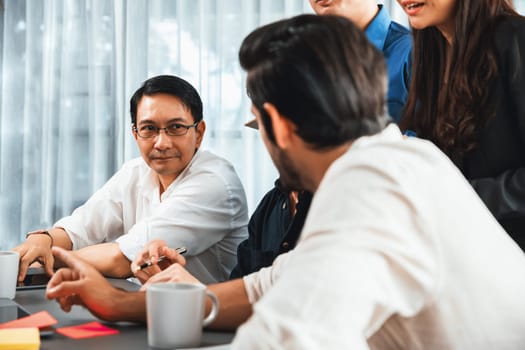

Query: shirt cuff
<box><xmin>243</xmin><ymin>272</ymin><xmax>262</xmax><ymax>304</ymax></box>
<box><xmin>242</xmin><ymin>251</ymin><xmax>291</xmax><ymax>304</ymax></box>
<box><xmin>116</xmin><ymin>236</ymin><xmax>143</xmax><ymax>263</ymax></box>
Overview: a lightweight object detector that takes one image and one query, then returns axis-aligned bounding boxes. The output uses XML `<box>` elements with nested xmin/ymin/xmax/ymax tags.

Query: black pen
<box><xmin>136</xmin><ymin>246</ymin><xmax>187</xmax><ymax>271</ymax></box>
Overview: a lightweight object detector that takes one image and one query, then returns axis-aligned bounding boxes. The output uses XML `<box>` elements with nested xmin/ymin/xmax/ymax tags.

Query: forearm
<box><xmin>109</xmin><ymin>290</ymin><xmax>147</xmax><ymax>323</ymax></box>
<box><xmin>106</xmin><ymin>279</ymin><xmax>251</xmax><ymax>326</ymax></box>
<box><xmin>48</xmin><ymin>228</ymin><xmax>73</xmax><ymax>250</ymax></box>
<box><xmin>74</xmin><ymin>243</ymin><xmax>132</xmax><ymax>278</ymax></box>
<box><xmin>206</xmin><ymin>279</ymin><xmax>252</xmax><ymax>331</ymax></box>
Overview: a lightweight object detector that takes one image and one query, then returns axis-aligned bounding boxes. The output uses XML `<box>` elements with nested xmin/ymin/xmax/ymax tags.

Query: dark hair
<box><xmin>239</xmin><ymin>14</ymin><xmax>389</xmax><ymax>148</ymax></box>
<box><xmin>400</xmin><ymin>0</ymin><xmax>519</xmax><ymax>158</ymax></box>
<box><xmin>130</xmin><ymin>75</ymin><xmax>203</xmax><ymax>125</ymax></box>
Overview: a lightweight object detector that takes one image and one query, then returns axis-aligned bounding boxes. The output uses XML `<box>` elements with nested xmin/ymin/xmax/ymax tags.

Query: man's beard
<box><xmin>272</xmin><ymin>147</ymin><xmax>303</xmax><ymax>192</ymax></box>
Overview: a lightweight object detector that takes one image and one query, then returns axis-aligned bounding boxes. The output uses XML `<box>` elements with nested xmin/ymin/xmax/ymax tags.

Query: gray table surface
<box><xmin>14</xmin><ymin>279</ymin><xmax>234</xmax><ymax>350</ymax></box>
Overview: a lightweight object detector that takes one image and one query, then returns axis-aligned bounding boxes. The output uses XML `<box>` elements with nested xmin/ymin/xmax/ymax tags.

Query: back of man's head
<box><xmin>239</xmin><ymin>14</ymin><xmax>388</xmax><ymax>149</ymax></box>
<box><xmin>130</xmin><ymin>75</ymin><xmax>203</xmax><ymax>125</ymax></box>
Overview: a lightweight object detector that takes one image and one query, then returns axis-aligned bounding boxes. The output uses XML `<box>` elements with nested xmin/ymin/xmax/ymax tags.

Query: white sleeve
<box><xmin>242</xmin><ymin>251</ymin><xmax>291</xmax><ymax>304</ymax></box>
<box><xmin>116</xmin><ymin>164</ymin><xmax>247</xmax><ymax>261</ymax></box>
<box><xmin>54</xmin><ymin>167</ymin><xmax>128</xmax><ymax>249</ymax></box>
<box><xmin>232</xmin><ymin>163</ymin><xmax>439</xmax><ymax>349</ymax></box>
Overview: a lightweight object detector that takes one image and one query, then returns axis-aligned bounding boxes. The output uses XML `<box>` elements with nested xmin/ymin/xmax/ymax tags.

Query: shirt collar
<box><xmin>364</xmin><ymin>5</ymin><xmax>391</xmax><ymax>51</ymax></box>
<box><xmin>140</xmin><ymin>163</ymin><xmax>161</xmax><ymax>196</ymax></box>
<box><xmin>139</xmin><ymin>149</ymin><xmax>202</xmax><ymax>200</ymax></box>
<box><xmin>350</xmin><ymin>123</ymin><xmax>402</xmax><ymax>151</ymax></box>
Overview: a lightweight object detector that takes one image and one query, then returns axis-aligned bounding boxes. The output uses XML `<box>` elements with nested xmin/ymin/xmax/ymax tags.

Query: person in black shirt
<box><xmin>229</xmin><ymin>180</ymin><xmax>312</xmax><ymax>278</ymax></box>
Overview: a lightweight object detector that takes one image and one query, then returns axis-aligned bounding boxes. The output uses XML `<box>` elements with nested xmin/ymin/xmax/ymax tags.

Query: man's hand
<box><xmin>46</xmin><ymin>247</ymin><xmax>126</xmax><ymax>322</ymax></box>
<box><xmin>131</xmin><ymin>240</ymin><xmax>187</xmax><ymax>284</ymax></box>
<box><xmin>13</xmin><ymin>228</ymin><xmax>72</xmax><ymax>282</ymax></box>
<box><xmin>13</xmin><ymin>232</ymin><xmax>55</xmax><ymax>282</ymax></box>
<box><xmin>139</xmin><ymin>263</ymin><xmax>201</xmax><ymax>291</ymax></box>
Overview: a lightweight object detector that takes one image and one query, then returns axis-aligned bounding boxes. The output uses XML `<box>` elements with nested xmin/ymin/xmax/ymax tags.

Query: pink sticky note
<box><xmin>56</xmin><ymin>321</ymin><xmax>119</xmax><ymax>339</ymax></box>
<box><xmin>0</xmin><ymin>310</ymin><xmax>58</xmax><ymax>329</ymax></box>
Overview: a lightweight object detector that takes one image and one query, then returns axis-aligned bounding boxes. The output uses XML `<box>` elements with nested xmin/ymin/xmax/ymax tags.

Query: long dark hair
<box><xmin>400</xmin><ymin>0</ymin><xmax>519</xmax><ymax>159</ymax></box>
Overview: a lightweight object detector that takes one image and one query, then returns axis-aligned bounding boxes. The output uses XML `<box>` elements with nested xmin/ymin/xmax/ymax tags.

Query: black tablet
<box><xmin>16</xmin><ymin>267</ymin><xmax>50</xmax><ymax>290</ymax></box>
<box><xmin>0</xmin><ymin>299</ymin><xmax>54</xmax><ymax>337</ymax></box>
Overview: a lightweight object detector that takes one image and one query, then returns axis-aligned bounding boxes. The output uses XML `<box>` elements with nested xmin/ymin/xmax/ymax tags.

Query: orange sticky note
<box><xmin>56</xmin><ymin>321</ymin><xmax>119</xmax><ymax>339</ymax></box>
<box><xmin>0</xmin><ymin>310</ymin><xmax>57</xmax><ymax>329</ymax></box>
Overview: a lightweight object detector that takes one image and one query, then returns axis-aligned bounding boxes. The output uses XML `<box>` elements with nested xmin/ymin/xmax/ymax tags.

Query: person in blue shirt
<box><xmin>229</xmin><ymin>1</ymin><xmax>413</xmax><ymax>279</ymax></box>
<box><xmin>310</xmin><ymin>0</ymin><xmax>412</xmax><ymax>122</ymax></box>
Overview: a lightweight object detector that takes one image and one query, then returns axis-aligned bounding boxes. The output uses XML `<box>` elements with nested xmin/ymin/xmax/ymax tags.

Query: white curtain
<box><xmin>0</xmin><ymin>0</ymin><xmax>314</xmax><ymax>250</ymax></box>
<box><xmin>516</xmin><ymin>0</ymin><xmax>525</xmax><ymax>13</ymax></box>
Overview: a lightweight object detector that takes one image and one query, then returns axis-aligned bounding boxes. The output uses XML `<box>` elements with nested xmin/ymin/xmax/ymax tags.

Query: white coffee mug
<box><xmin>146</xmin><ymin>282</ymin><xmax>219</xmax><ymax>349</ymax></box>
<box><xmin>0</xmin><ymin>251</ymin><xmax>19</xmax><ymax>299</ymax></box>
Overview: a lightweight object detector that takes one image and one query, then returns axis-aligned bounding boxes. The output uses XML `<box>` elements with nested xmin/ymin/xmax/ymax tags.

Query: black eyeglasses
<box><xmin>133</xmin><ymin>121</ymin><xmax>199</xmax><ymax>138</ymax></box>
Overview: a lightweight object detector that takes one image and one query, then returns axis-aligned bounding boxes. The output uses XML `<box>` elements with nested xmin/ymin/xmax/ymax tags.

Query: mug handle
<box><xmin>202</xmin><ymin>290</ymin><xmax>220</xmax><ymax>327</ymax></box>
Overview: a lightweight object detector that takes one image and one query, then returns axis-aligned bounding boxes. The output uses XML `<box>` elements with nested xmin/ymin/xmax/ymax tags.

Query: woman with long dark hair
<box><xmin>398</xmin><ymin>0</ymin><xmax>525</xmax><ymax>249</ymax></box>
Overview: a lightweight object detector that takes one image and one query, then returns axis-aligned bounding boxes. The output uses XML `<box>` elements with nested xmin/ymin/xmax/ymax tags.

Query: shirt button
<box><xmin>282</xmin><ymin>242</ymin><xmax>289</xmax><ymax>249</ymax></box>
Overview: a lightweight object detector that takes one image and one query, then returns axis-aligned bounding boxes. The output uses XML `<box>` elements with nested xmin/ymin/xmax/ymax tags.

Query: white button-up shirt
<box><xmin>55</xmin><ymin>150</ymin><xmax>248</xmax><ymax>283</ymax></box>
<box><xmin>237</xmin><ymin>125</ymin><xmax>525</xmax><ymax>349</ymax></box>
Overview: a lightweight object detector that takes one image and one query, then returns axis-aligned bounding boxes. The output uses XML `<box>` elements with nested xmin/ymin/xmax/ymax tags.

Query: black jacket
<box><xmin>460</xmin><ymin>16</ymin><xmax>525</xmax><ymax>249</ymax></box>
<box><xmin>229</xmin><ymin>181</ymin><xmax>312</xmax><ymax>279</ymax></box>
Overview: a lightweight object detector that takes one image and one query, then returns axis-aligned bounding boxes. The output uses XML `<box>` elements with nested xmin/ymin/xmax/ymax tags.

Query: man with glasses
<box><xmin>13</xmin><ymin>75</ymin><xmax>248</xmax><ymax>284</ymax></box>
